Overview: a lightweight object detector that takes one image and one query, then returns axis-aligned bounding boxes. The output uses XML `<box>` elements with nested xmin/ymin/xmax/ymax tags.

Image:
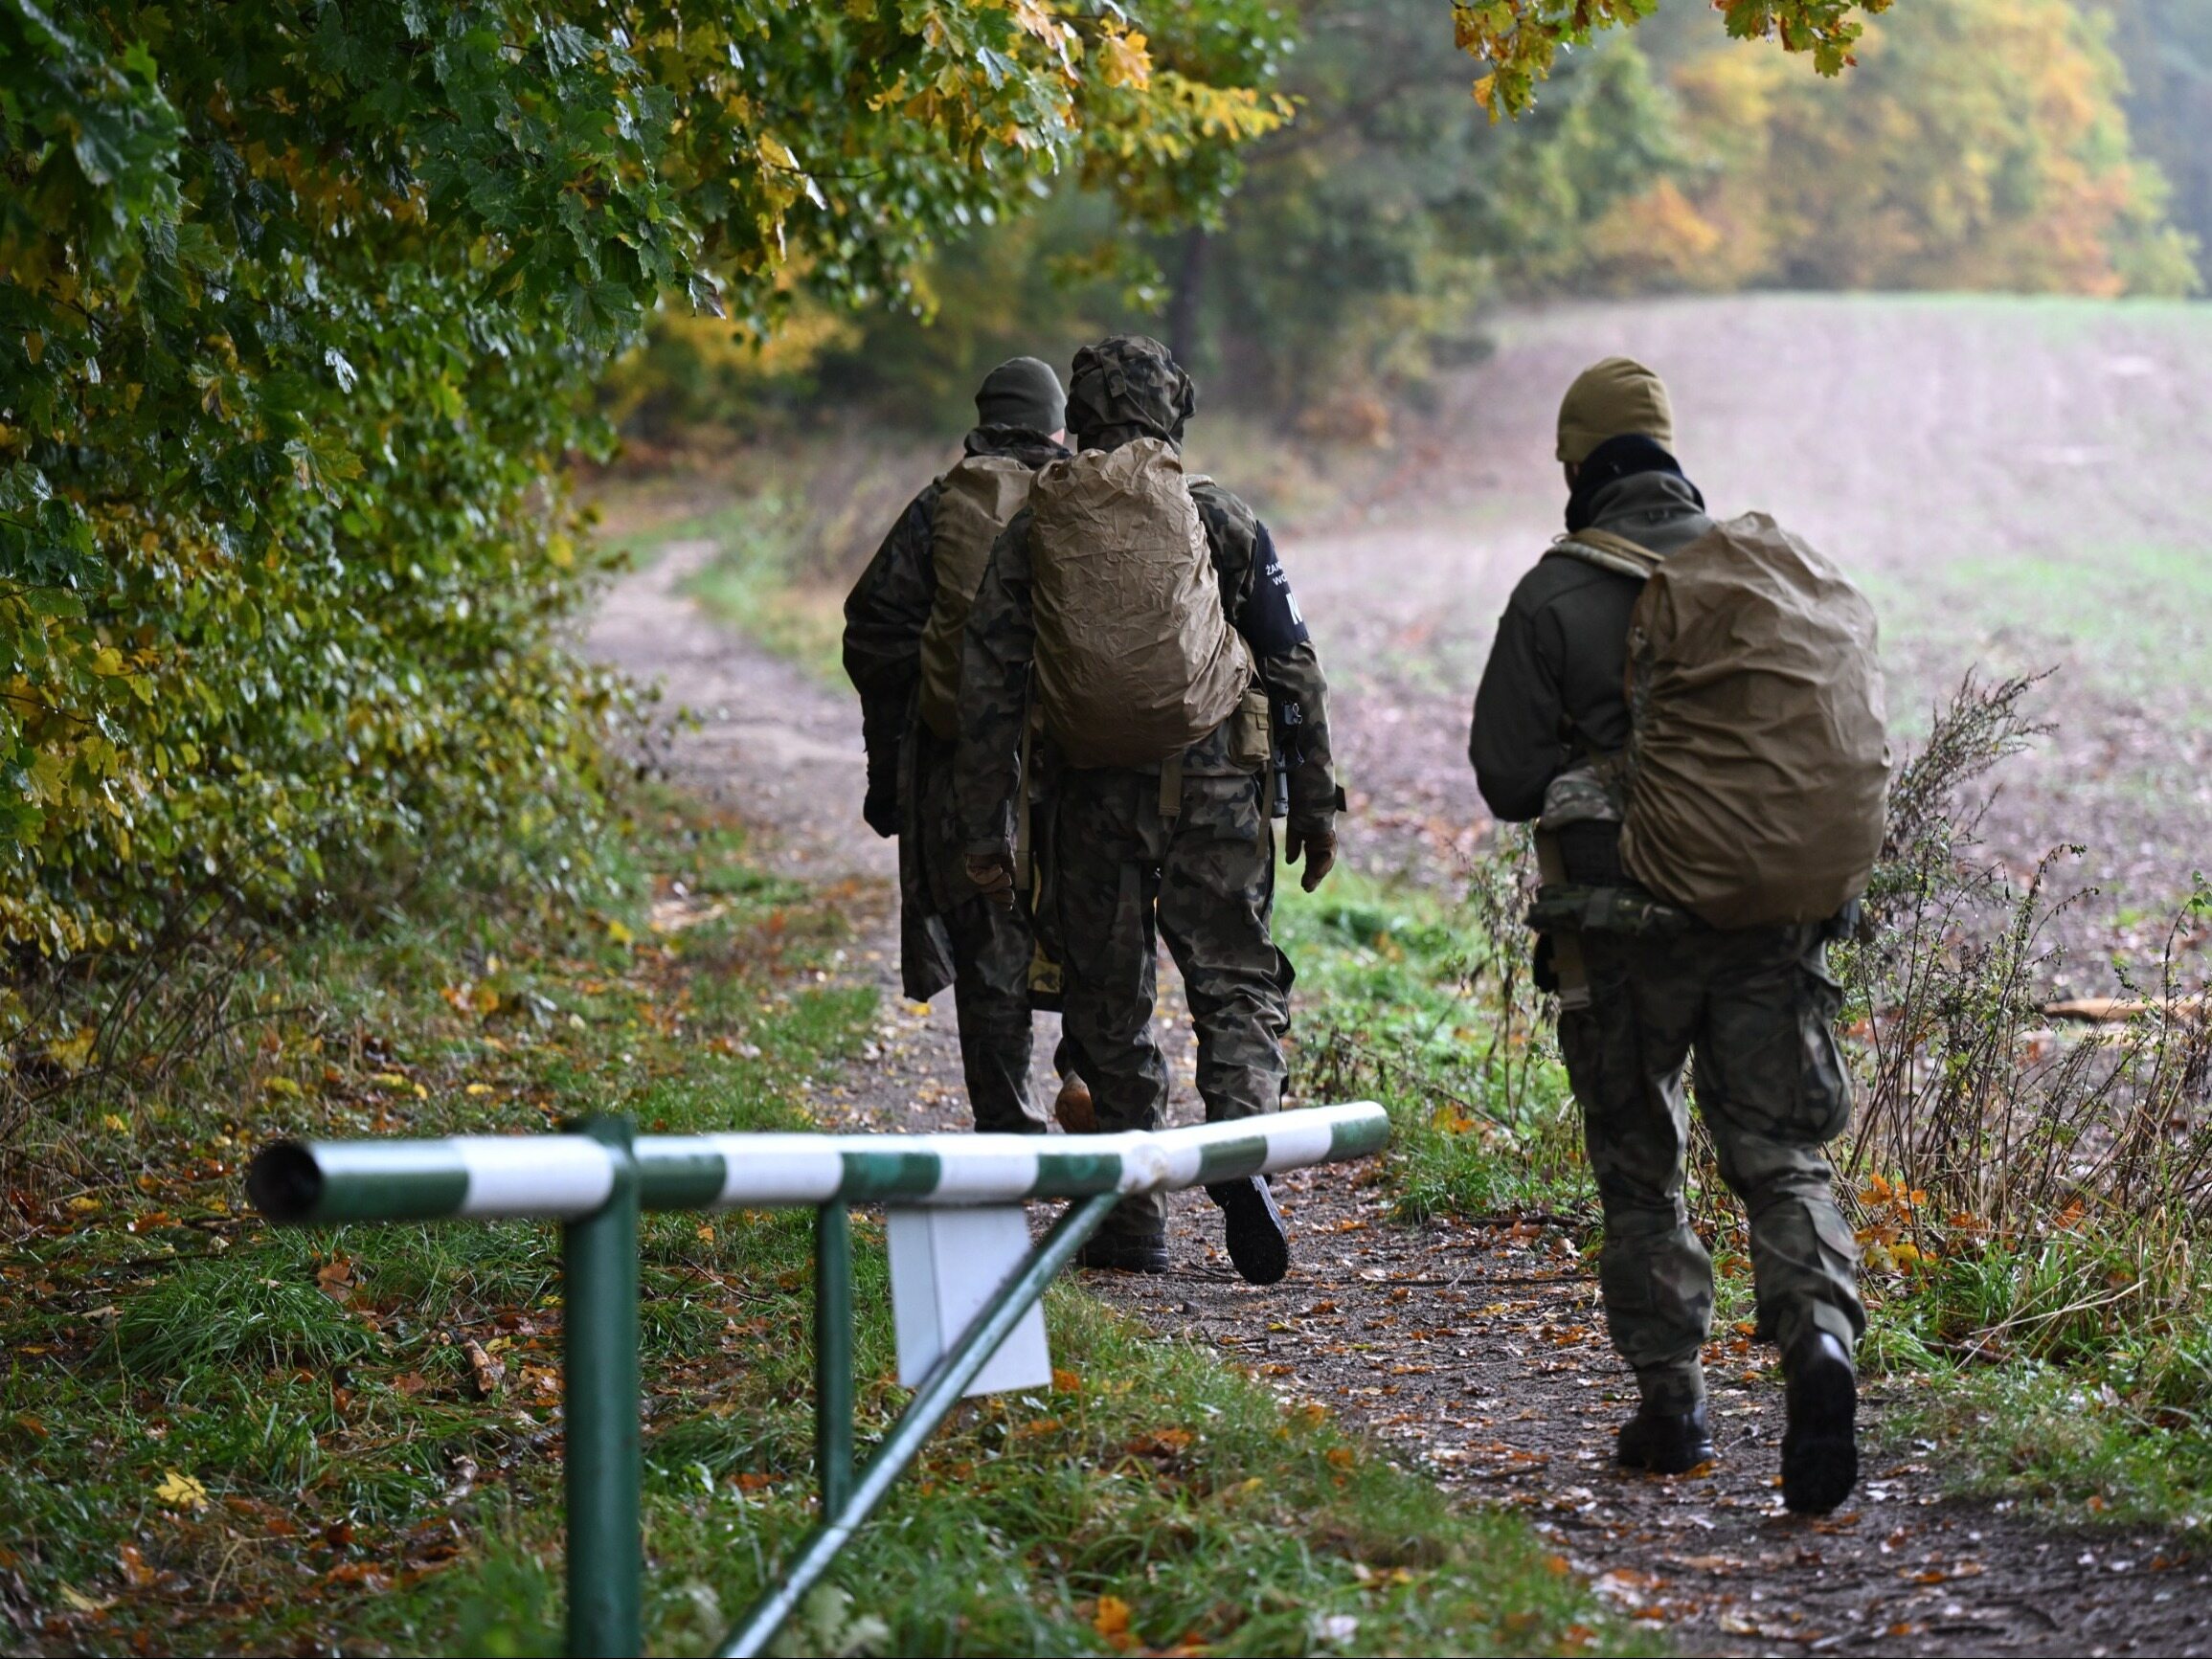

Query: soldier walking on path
<box><xmin>1469</xmin><ymin>358</ymin><xmax>1886</xmax><ymax>1514</ymax></box>
<box><xmin>954</xmin><ymin>335</ymin><xmax>1343</xmax><ymax>1284</ymax></box>
<box><xmin>842</xmin><ymin>357</ymin><xmax>1090</xmax><ymax>1134</ymax></box>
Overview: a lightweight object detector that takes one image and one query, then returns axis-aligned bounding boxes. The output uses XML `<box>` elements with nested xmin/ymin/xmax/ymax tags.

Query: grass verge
<box><xmin>2</xmin><ymin>791</ymin><xmax>1644</xmax><ymax>1656</ymax></box>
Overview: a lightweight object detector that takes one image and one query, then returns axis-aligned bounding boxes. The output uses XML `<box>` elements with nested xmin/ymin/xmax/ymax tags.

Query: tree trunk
<box><xmin>1165</xmin><ymin>227</ymin><xmax>1211</xmax><ymax>370</ymax></box>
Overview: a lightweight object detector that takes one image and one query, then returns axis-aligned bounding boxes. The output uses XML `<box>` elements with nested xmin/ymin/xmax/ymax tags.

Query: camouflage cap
<box><xmin>1557</xmin><ymin>356</ymin><xmax>1674</xmax><ymax>464</ymax></box>
<box><xmin>1066</xmin><ymin>334</ymin><xmax>1197</xmax><ymax>446</ymax></box>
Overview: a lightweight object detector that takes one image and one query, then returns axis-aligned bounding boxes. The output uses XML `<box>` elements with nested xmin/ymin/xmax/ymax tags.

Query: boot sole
<box><xmin>1075</xmin><ymin>1243</ymin><xmax>1168</xmax><ymax>1274</ymax></box>
<box><xmin>1782</xmin><ymin>1350</ymin><xmax>1859</xmax><ymax>1514</ymax></box>
<box><xmin>1218</xmin><ymin>1178</ymin><xmax>1290</xmax><ymax>1286</ymax></box>
<box><xmin>1615</xmin><ymin>1438</ymin><xmax>1716</xmax><ymax>1476</ymax></box>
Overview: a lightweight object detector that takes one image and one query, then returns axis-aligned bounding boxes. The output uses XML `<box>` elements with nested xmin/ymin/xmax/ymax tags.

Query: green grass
<box><xmin>0</xmin><ymin>794</ymin><xmax>1647</xmax><ymax>1656</ymax></box>
<box><xmin>1275</xmin><ymin>860</ymin><xmax>1591</xmax><ymax>1223</ymax></box>
<box><xmin>1887</xmin><ymin>1365</ymin><xmax>2212</xmax><ymax>1531</ymax></box>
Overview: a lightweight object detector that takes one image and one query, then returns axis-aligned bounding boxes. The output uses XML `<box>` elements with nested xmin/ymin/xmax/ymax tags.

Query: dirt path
<box><xmin>589</xmin><ymin>519</ymin><xmax>2212</xmax><ymax>1656</ymax></box>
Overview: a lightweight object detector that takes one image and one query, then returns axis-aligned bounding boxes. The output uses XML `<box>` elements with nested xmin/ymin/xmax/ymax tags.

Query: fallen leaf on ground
<box><xmin>1094</xmin><ymin>1593</ymin><xmax>1133</xmax><ymax>1638</ymax></box>
<box><xmin>117</xmin><ymin>1543</ymin><xmax>154</xmax><ymax>1589</ymax></box>
<box><xmin>464</xmin><ymin>1339</ymin><xmax>506</xmax><ymax>1398</ymax></box>
<box><xmin>152</xmin><ymin>1470</ymin><xmax>208</xmax><ymax>1510</ymax></box>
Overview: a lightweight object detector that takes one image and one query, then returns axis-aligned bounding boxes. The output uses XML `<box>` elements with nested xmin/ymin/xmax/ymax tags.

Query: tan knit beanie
<box><xmin>1556</xmin><ymin>356</ymin><xmax>1675</xmax><ymax>464</ymax></box>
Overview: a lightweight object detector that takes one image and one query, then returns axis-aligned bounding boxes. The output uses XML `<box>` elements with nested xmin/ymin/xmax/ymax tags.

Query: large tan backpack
<box><xmin>1027</xmin><ymin>437</ymin><xmax>1252</xmax><ymax>769</ymax></box>
<box><xmin>1554</xmin><ymin>512</ymin><xmax>1890</xmax><ymax>930</ymax></box>
<box><xmin>917</xmin><ymin>454</ymin><xmax>1038</xmax><ymax>740</ymax></box>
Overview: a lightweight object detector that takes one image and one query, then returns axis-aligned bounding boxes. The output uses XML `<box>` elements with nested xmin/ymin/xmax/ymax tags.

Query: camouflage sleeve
<box><xmin>1191</xmin><ymin>481</ymin><xmax>1338</xmax><ymax>828</ymax></box>
<box><xmin>953</xmin><ymin>509</ymin><xmax>1037</xmax><ymax>853</ymax></box>
<box><xmin>842</xmin><ymin>485</ymin><xmax>940</xmax><ymax>804</ymax></box>
<box><xmin>1469</xmin><ymin>583</ymin><xmax>1568</xmax><ymax>823</ymax></box>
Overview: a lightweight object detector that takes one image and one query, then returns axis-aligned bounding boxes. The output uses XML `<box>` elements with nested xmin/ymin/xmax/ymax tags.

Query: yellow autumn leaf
<box><xmin>1096</xmin><ymin>27</ymin><xmax>1152</xmax><ymax>90</ymax></box>
<box><xmin>465</xmin><ymin>1083</ymin><xmax>494</xmax><ymax>1096</ymax></box>
<box><xmin>1093</xmin><ymin>1594</ymin><xmax>1133</xmax><ymax>1638</ymax></box>
<box><xmin>264</xmin><ymin>1076</ymin><xmax>303</xmax><ymax>1097</ymax></box>
<box><xmin>91</xmin><ymin>645</ymin><xmax>126</xmax><ymax>677</ymax></box>
<box><xmin>606</xmin><ymin>919</ymin><xmax>634</xmax><ymax>946</ymax></box>
<box><xmin>101</xmin><ymin>1113</ymin><xmax>129</xmax><ymax>1132</ymax></box>
<box><xmin>153</xmin><ymin>1469</ymin><xmax>209</xmax><ymax>1510</ymax></box>
<box><xmin>46</xmin><ymin>1028</ymin><xmax>96</xmax><ymax>1074</ymax></box>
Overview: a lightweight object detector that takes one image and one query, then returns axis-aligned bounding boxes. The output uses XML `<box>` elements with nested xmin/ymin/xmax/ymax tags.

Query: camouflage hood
<box><xmin>1066</xmin><ymin>335</ymin><xmax>1197</xmax><ymax>448</ymax></box>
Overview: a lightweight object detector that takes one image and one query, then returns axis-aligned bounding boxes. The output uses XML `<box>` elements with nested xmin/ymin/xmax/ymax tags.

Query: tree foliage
<box><xmin>0</xmin><ymin>0</ymin><xmax>1287</xmax><ymax>976</ymax></box>
<box><xmin>1451</xmin><ymin>0</ymin><xmax>1895</xmax><ymax>117</ymax></box>
<box><xmin>2100</xmin><ymin>0</ymin><xmax>2212</xmax><ymax>287</ymax></box>
<box><xmin>1192</xmin><ymin>3</ymin><xmax>1676</xmax><ymax>411</ymax></box>
<box><xmin>1579</xmin><ymin>0</ymin><xmax>2199</xmax><ymax>296</ymax></box>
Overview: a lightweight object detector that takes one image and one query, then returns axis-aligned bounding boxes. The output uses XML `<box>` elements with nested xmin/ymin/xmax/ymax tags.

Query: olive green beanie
<box><xmin>974</xmin><ymin>356</ymin><xmax>1066</xmax><ymax>436</ymax></box>
<box><xmin>1556</xmin><ymin>356</ymin><xmax>1675</xmax><ymax>464</ymax></box>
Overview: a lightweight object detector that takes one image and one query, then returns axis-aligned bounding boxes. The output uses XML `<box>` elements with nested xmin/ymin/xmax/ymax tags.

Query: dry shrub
<box><xmin>1835</xmin><ymin>672</ymin><xmax>2212</xmax><ymax>1375</ymax></box>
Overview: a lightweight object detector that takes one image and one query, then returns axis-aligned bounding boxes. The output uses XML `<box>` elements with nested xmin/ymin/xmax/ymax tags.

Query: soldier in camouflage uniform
<box><xmin>842</xmin><ymin>357</ymin><xmax>1086</xmax><ymax>1134</ymax></box>
<box><xmin>1468</xmin><ymin>357</ymin><xmax>1864</xmax><ymax>1514</ymax></box>
<box><xmin>954</xmin><ymin>335</ymin><xmax>1342</xmax><ymax>1284</ymax></box>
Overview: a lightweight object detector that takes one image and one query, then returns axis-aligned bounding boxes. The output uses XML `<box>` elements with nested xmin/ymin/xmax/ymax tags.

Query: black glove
<box><xmin>862</xmin><ymin>781</ymin><xmax>898</xmax><ymax>839</ymax></box>
<box><xmin>1284</xmin><ymin>819</ymin><xmax>1337</xmax><ymax>892</ymax></box>
<box><xmin>964</xmin><ymin>846</ymin><xmax>1016</xmax><ymax>909</ymax></box>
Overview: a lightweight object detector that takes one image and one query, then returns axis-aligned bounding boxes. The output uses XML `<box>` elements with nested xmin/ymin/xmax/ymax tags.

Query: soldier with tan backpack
<box><xmin>842</xmin><ymin>357</ymin><xmax>1091</xmax><ymax>1134</ymax></box>
<box><xmin>955</xmin><ymin>336</ymin><xmax>1343</xmax><ymax>1285</ymax></box>
<box><xmin>1469</xmin><ymin>357</ymin><xmax>1888</xmax><ymax>1516</ymax></box>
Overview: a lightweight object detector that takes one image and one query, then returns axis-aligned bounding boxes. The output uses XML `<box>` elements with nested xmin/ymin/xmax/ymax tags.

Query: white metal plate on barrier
<box><xmin>886</xmin><ymin>1205</ymin><xmax>1052</xmax><ymax>1396</ymax></box>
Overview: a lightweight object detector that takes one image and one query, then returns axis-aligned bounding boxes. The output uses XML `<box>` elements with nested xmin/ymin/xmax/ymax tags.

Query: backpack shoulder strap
<box><xmin>1545</xmin><ymin>527</ymin><xmax>1664</xmax><ymax>582</ymax></box>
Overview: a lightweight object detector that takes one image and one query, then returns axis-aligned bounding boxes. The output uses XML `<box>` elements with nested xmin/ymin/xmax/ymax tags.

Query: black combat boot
<box><xmin>1615</xmin><ymin>1401</ymin><xmax>1716</xmax><ymax>1474</ymax></box>
<box><xmin>1076</xmin><ymin>1228</ymin><xmax>1169</xmax><ymax>1274</ymax></box>
<box><xmin>1781</xmin><ymin>1330</ymin><xmax>1858</xmax><ymax>1514</ymax></box>
<box><xmin>1208</xmin><ymin>1176</ymin><xmax>1289</xmax><ymax>1286</ymax></box>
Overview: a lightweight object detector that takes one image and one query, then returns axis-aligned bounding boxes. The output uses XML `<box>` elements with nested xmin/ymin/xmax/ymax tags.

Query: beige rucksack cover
<box><xmin>1027</xmin><ymin>437</ymin><xmax>1251</xmax><ymax>769</ymax></box>
<box><xmin>918</xmin><ymin>454</ymin><xmax>1038</xmax><ymax>740</ymax></box>
<box><xmin>1619</xmin><ymin>512</ymin><xmax>1890</xmax><ymax>930</ymax></box>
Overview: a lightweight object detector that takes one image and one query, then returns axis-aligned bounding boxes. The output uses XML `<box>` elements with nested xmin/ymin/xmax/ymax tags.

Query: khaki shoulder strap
<box><xmin>1545</xmin><ymin>527</ymin><xmax>1664</xmax><ymax>582</ymax></box>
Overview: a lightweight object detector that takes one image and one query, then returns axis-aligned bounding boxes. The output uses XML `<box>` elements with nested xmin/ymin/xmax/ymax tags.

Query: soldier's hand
<box><xmin>964</xmin><ymin>847</ymin><xmax>1017</xmax><ymax>908</ymax></box>
<box><xmin>862</xmin><ymin>782</ymin><xmax>899</xmax><ymax>840</ymax></box>
<box><xmin>1285</xmin><ymin>821</ymin><xmax>1337</xmax><ymax>892</ymax></box>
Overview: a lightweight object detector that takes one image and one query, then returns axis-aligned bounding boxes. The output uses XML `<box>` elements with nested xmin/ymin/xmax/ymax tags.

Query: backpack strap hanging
<box><xmin>1157</xmin><ymin>750</ymin><xmax>1185</xmax><ymax>823</ymax></box>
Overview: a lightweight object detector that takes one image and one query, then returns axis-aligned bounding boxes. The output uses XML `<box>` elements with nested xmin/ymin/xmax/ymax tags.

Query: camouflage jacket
<box><xmin>1468</xmin><ymin>470</ymin><xmax>1711</xmax><ymax>823</ymax></box>
<box><xmin>954</xmin><ymin>469</ymin><xmax>1337</xmax><ymax>853</ymax></box>
<box><xmin>842</xmin><ymin>424</ymin><xmax>1069</xmax><ymax>998</ymax></box>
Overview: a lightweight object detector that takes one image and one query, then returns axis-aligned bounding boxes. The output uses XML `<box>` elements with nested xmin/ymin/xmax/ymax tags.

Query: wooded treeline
<box><xmin>617</xmin><ymin>0</ymin><xmax>2201</xmax><ymax>440</ymax></box>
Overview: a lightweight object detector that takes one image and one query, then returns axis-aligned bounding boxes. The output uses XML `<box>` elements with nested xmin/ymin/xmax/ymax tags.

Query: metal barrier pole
<box><xmin>720</xmin><ymin>1190</ymin><xmax>1119</xmax><ymax>1659</ymax></box>
<box><xmin>564</xmin><ymin>1117</ymin><xmax>641</xmax><ymax>1658</ymax></box>
<box><xmin>815</xmin><ymin>1203</ymin><xmax>854</xmax><ymax>1514</ymax></box>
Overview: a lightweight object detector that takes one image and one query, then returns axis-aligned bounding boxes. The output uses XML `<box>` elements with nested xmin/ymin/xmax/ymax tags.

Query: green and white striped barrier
<box><xmin>243</xmin><ymin>1103</ymin><xmax>1390</xmax><ymax>1657</ymax></box>
<box><xmin>246</xmin><ymin>1103</ymin><xmax>1389</xmax><ymax>1223</ymax></box>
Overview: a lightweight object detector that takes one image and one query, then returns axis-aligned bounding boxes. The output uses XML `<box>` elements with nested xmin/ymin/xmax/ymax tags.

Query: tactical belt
<box><xmin>1524</xmin><ymin>862</ymin><xmax>1694</xmax><ymax>1014</ymax></box>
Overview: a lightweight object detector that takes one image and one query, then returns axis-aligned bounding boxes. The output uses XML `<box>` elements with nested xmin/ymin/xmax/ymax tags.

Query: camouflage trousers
<box><xmin>1559</xmin><ymin>923</ymin><xmax>1864</xmax><ymax>1413</ymax></box>
<box><xmin>1052</xmin><ymin>758</ymin><xmax>1290</xmax><ymax>1237</ymax></box>
<box><xmin>937</xmin><ymin>896</ymin><xmax>1050</xmax><ymax>1133</ymax></box>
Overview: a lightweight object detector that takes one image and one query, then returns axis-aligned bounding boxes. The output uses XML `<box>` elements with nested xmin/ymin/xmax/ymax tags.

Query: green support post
<box><xmin>815</xmin><ymin>1203</ymin><xmax>855</xmax><ymax>1514</ymax></box>
<box><xmin>563</xmin><ymin>1116</ymin><xmax>641</xmax><ymax>1659</ymax></box>
<box><xmin>721</xmin><ymin>1191</ymin><xmax>1120</xmax><ymax>1658</ymax></box>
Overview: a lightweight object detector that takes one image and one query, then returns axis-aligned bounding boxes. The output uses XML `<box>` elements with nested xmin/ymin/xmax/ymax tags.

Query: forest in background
<box><xmin>611</xmin><ymin>0</ymin><xmax>2207</xmax><ymax>447</ymax></box>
